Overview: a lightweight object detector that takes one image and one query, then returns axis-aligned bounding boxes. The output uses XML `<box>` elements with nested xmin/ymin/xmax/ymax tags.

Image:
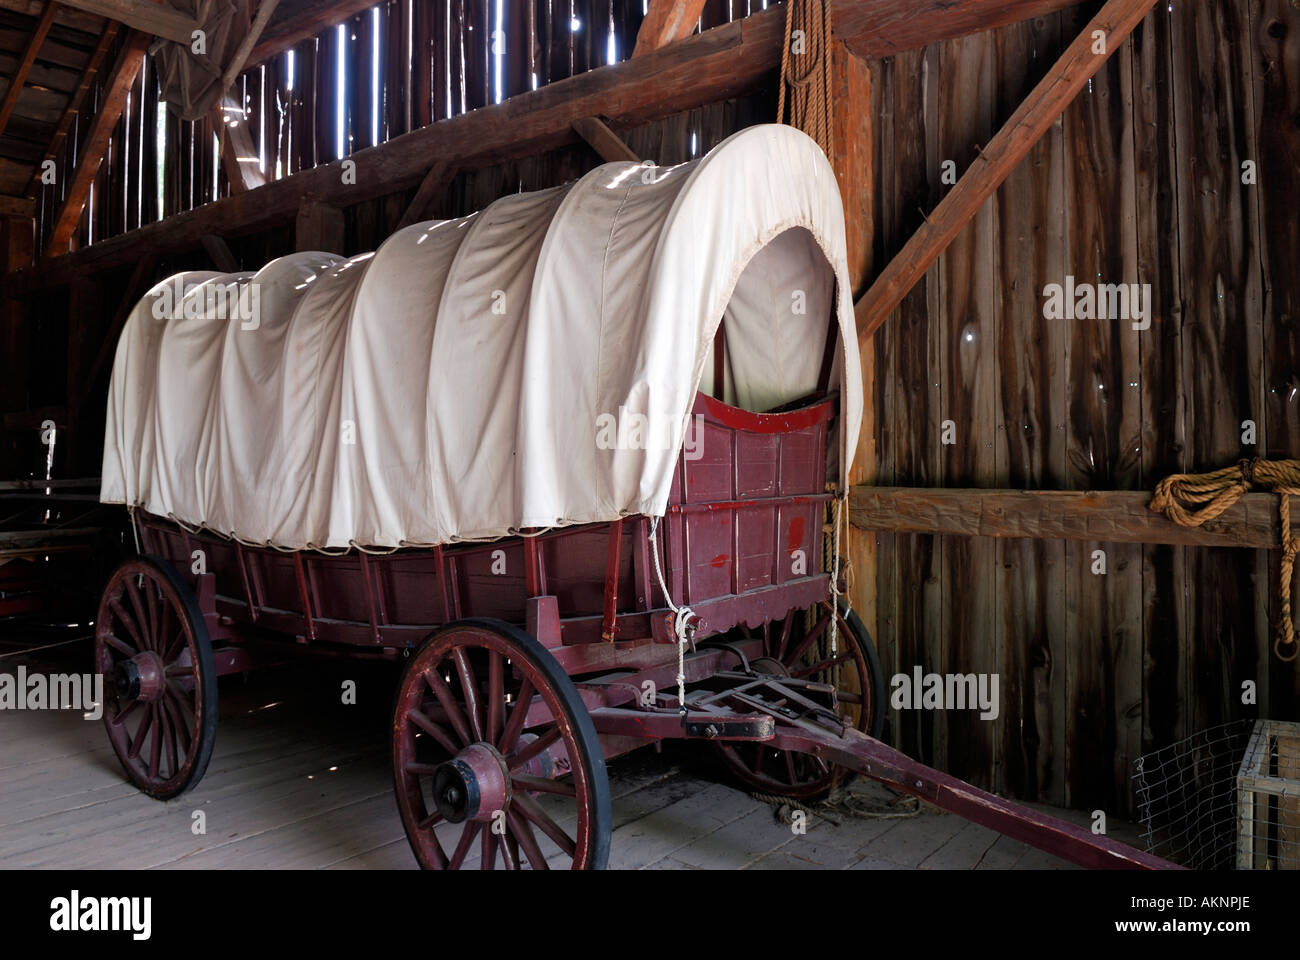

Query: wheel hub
<box><xmin>432</xmin><ymin>743</ymin><xmax>511</xmax><ymax>824</ymax></box>
<box><xmin>114</xmin><ymin>651</ymin><xmax>165</xmax><ymax>703</ymax></box>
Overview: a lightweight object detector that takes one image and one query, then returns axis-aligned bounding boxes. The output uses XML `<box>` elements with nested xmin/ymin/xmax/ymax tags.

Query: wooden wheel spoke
<box><xmin>127</xmin><ymin>703</ymin><xmax>155</xmax><ymax>759</ymax></box>
<box><xmin>422</xmin><ymin>667</ymin><xmax>474</xmax><ymax>747</ymax></box>
<box><xmin>157</xmin><ymin>599</ymin><xmax>173</xmax><ymax>661</ymax></box>
<box><xmin>448</xmin><ymin>822</ymin><xmax>480</xmax><ymax>870</ymax></box>
<box><xmin>783</xmin><ymin>750</ymin><xmax>798</xmax><ymax>785</ymax></box>
<box><xmin>148</xmin><ymin>704</ymin><xmax>163</xmax><ymax>780</ymax></box>
<box><xmin>163</xmin><ymin>629</ymin><xmax>187</xmax><ymax>664</ymax></box>
<box><xmin>486</xmin><ymin>650</ymin><xmax>504</xmax><ymax>745</ymax></box>
<box><xmin>423</xmin><ymin>829</ymin><xmax>449</xmax><ymax>869</ymax></box>
<box><xmin>513</xmin><ymin>791</ymin><xmax>576</xmax><ymax>858</ymax></box>
<box><xmin>793</xmin><ymin>653</ymin><xmax>856</xmax><ymax>678</ymax></box>
<box><xmin>161</xmin><ymin>685</ymin><xmax>193</xmax><ymax>757</ymax></box>
<box><xmin>775</xmin><ymin>614</ymin><xmax>795</xmax><ymax>662</ymax></box>
<box><xmin>451</xmin><ymin>648</ymin><xmax>483</xmax><ymax>742</ymax></box>
<box><xmin>511</xmin><ymin>774</ymin><xmax>576</xmax><ymax>797</ymax></box>
<box><xmin>404</xmin><ymin>762</ymin><xmax>440</xmax><ymax>776</ymax></box>
<box><xmin>497</xmin><ymin>676</ymin><xmax>534</xmax><ymax>753</ymax></box>
<box><xmin>480</xmin><ymin>828</ymin><xmax>497</xmax><ymax>870</ymax></box>
<box><xmin>506</xmin><ymin>809</ymin><xmax>550</xmax><ymax>870</ymax></box>
<box><xmin>109</xmin><ymin>597</ymin><xmax>144</xmax><ymax>651</ymax></box>
<box><xmin>158</xmin><ymin>700</ymin><xmax>178</xmax><ymax>778</ymax></box>
<box><xmin>501</xmin><ymin>832</ymin><xmax>520</xmax><ymax>870</ymax></box>
<box><xmin>142</xmin><ymin>577</ymin><xmax>161</xmax><ymax>652</ymax></box>
<box><xmin>785</xmin><ymin>609</ymin><xmax>832</xmax><ymax>667</ymax></box>
<box><xmin>837</xmin><ymin>692</ymin><xmax>864</xmax><ymax>705</ymax></box>
<box><xmin>417</xmin><ymin>810</ymin><xmax>444</xmax><ymax>831</ymax></box>
<box><xmin>110</xmin><ymin>700</ymin><xmax>140</xmax><ymax>728</ymax></box>
<box><xmin>405</xmin><ymin>708</ymin><xmax>459</xmax><ymax>755</ymax></box>
<box><xmin>103</xmin><ymin>633</ymin><xmax>135</xmax><ymax>657</ymax></box>
<box><xmin>506</xmin><ymin>725</ymin><xmax>561</xmax><ymax>771</ymax></box>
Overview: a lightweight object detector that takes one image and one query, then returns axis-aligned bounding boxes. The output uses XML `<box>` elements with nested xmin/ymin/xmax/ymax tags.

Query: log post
<box><xmin>828</xmin><ymin>41</ymin><xmax>877</xmax><ymax>649</ymax></box>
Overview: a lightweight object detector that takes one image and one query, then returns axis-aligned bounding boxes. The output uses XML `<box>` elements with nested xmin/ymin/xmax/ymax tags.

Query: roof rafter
<box><xmin>0</xmin><ymin>1</ymin><xmax>59</xmax><ymax>141</ymax></box>
<box><xmin>632</xmin><ymin>0</ymin><xmax>708</xmax><ymax>57</ymax></box>
<box><xmin>54</xmin><ymin>0</ymin><xmax>199</xmax><ymax>45</ymax></box>
<box><xmin>42</xmin><ymin>28</ymin><xmax>152</xmax><ymax>257</ymax></box>
<box><xmin>24</xmin><ymin>21</ymin><xmax>120</xmax><ymax>197</ymax></box>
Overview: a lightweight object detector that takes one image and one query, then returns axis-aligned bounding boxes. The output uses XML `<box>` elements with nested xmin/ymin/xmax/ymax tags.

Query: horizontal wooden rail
<box><xmin>850</xmin><ymin>487</ymin><xmax>1297</xmax><ymax>549</ymax></box>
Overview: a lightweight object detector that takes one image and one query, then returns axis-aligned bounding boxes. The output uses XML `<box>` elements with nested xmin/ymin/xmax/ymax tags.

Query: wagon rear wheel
<box><xmin>392</xmin><ymin>619</ymin><xmax>611</xmax><ymax>869</ymax></box>
<box><xmin>716</xmin><ymin>598</ymin><xmax>884</xmax><ymax>801</ymax></box>
<box><xmin>94</xmin><ymin>556</ymin><xmax>218</xmax><ymax>800</ymax></box>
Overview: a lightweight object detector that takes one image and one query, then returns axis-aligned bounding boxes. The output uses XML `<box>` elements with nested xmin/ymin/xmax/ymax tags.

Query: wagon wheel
<box><xmin>716</xmin><ymin>598</ymin><xmax>884</xmax><ymax>801</ymax></box>
<box><xmin>392</xmin><ymin>619</ymin><xmax>612</xmax><ymax>870</ymax></box>
<box><xmin>94</xmin><ymin>556</ymin><xmax>218</xmax><ymax>800</ymax></box>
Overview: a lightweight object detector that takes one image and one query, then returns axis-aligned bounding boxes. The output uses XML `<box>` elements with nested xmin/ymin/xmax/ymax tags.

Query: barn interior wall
<box><xmin>867</xmin><ymin>0</ymin><xmax>1300</xmax><ymax>817</ymax></box>
<box><xmin>5</xmin><ymin>1</ymin><xmax>1298</xmax><ymax>825</ymax></box>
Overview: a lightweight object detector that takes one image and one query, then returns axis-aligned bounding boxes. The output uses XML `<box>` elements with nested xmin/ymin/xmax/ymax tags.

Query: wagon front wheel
<box><xmin>393</xmin><ymin>619</ymin><xmax>611</xmax><ymax>869</ymax></box>
<box><xmin>94</xmin><ymin>556</ymin><xmax>218</xmax><ymax>800</ymax></box>
<box><xmin>716</xmin><ymin>597</ymin><xmax>884</xmax><ymax>801</ymax></box>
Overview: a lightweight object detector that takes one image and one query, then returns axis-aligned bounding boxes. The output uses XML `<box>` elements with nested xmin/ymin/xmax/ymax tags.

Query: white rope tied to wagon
<box><xmin>828</xmin><ymin>490</ymin><xmax>846</xmax><ymax>657</ymax></box>
<box><xmin>647</xmin><ymin>516</ymin><xmax>696</xmax><ymax>724</ymax></box>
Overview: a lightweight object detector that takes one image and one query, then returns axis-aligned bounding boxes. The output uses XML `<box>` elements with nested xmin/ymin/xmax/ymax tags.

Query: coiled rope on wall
<box><xmin>1149</xmin><ymin>457</ymin><xmax>1300</xmax><ymax>662</ymax></box>
<box><xmin>777</xmin><ymin>0</ymin><xmax>834</xmax><ymax>157</ymax></box>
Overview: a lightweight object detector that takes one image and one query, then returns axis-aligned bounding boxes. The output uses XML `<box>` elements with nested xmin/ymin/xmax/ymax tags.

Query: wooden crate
<box><xmin>1236</xmin><ymin>719</ymin><xmax>1300</xmax><ymax>870</ymax></box>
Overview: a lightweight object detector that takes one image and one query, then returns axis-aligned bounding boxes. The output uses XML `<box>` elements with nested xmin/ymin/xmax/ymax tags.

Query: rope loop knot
<box><xmin>1150</xmin><ymin>457</ymin><xmax>1300</xmax><ymax>662</ymax></box>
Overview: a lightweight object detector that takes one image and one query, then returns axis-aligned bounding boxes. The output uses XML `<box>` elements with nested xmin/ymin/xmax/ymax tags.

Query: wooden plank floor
<box><xmin>0</xmin><ymin>629</ymin><xmax>1142</xmax><ymax>869</ymax></box>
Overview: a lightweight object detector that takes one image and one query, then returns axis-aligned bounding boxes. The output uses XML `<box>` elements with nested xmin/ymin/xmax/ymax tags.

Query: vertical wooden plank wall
<box><xmin>993</xmin><ymin>13</ymin><xmax>1068</xmax><ymax>811</ymax></box>
<box><xmin>1255</xmin><ymin>1</ymin><xmax>1300</xmax><ymax>722</ymax></box>
<box><xmin>870</xmin><ymin>0</ymin><xmax>1300</xmax><ymax>816</ymax></box>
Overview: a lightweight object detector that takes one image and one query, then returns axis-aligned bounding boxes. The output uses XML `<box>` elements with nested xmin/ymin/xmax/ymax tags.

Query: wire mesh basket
<box><xmin>1132</xmin><ymin>719</ymin><xmax>1299</xmax><ymax>870</ymax></box>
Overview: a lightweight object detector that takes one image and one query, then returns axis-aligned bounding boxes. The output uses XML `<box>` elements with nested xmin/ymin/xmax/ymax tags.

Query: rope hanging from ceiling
<box><xmin>777</xmin><ymin>0</ymin><xmax>834</xmax><ymax>157</ymax></box>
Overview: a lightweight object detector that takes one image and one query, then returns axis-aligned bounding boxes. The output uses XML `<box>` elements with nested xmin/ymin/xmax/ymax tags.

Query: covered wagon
<box><xmin>95</xmin><ymin>124</ymin><xmax>1173</xmax><ymax>870</ymax></box>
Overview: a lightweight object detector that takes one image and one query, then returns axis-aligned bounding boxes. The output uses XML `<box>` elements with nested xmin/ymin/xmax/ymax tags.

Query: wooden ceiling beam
<box><xmin>834</xmin><ymin>0</ymin><xmax>1087</xmax><ymax>58</ymax></box>
<box><xmin>854</xmin><ymin>0</ymin><xmax>1159</xmax><ymax>336</ymax></box>
<box><xmin>42</xmin><ymin>28</ymin><xmax>151</xmax><ymax>257</ymax></box>
<box><xmin>632</xmin><ymin>0</ymin><xmax>707</xmax><ymax>57</ymax></box>
<box><xmin>0</xmin><ymin>1</ymin><xmax>59</xmax><ymax>140</ymax></box>
<box><xmin>24</xmin><ymin>21</ymin><xmax>119</xmax><ymax>197</ymax></box>
<box><xmin>54</xmin><ymin>0</ymin><xmax>198</xmax><ymax>44</ymax></box>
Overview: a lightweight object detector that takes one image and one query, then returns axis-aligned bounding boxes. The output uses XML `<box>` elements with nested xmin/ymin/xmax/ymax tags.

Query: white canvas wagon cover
<box><xmin>100</xmin><ymin>124</ymin><xmax>864</xmax><ymax>550</ymax></box>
